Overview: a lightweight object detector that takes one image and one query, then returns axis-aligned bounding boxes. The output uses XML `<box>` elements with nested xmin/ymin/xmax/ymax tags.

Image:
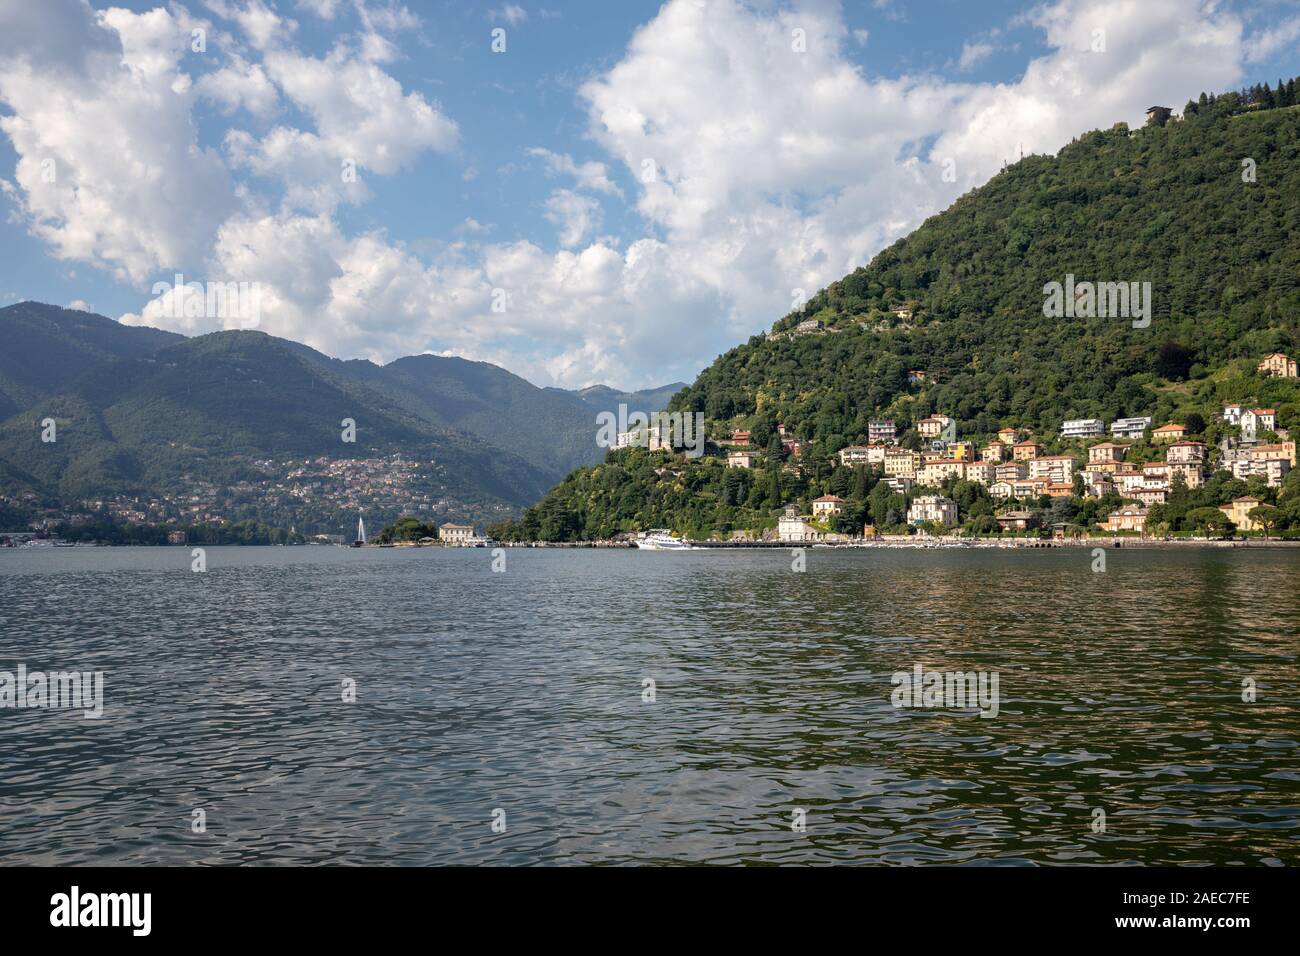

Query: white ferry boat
<box><xmin>636</xmin><ymin>530</ymin><xmax>695</xmax><ymax>550</ymax></box>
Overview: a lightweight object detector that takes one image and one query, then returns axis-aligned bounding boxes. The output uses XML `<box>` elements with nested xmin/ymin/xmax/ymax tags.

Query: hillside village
<box><xmin>588</xmin><ymin>352</ymin><xmax>1300</xmax><ymax>543</ymax></box>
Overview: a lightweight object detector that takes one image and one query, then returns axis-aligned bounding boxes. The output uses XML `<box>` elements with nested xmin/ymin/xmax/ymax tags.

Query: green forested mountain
<box><xmin>0</xmin><ymin>302</ymin><xmax>181</xmax><ymax>419</ymax></box>
<box><xmin>495</xmin><ymin>83</ymin><xmax>1300</xmax><ymax>541</ymax></box>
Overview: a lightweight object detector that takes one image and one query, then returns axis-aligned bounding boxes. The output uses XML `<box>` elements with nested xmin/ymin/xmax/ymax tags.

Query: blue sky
<box><xmin>2</xmin><ymin>0</ymin><xmax>1298</xmax><ymax>388</ymax></box>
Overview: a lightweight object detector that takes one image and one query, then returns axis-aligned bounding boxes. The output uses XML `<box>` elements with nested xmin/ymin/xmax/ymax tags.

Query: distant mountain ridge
<box><xmin>0</xmin><ymin>302</ymin><xmax>684</xmax><ymax>530</ymax></box>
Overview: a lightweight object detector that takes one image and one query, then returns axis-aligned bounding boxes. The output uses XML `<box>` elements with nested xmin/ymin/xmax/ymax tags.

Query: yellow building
<box><xmin>1012</xmin><ymin>440</ymin><xmax>1041</xmax><ymax>461</ymax></box>
<box><xmin>1219</xmin><ymin>496</ymin><xmax>1263</xmax><ymax>532</ymax></box>
<box><xmin>1257</xmin><ymin>352</ymin><xmax>1298</xmax><ymax>378</ymax></box>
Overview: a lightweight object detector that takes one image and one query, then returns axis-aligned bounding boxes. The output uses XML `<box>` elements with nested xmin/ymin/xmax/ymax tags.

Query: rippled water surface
<box><xmin>0</xmin><ymin>545</ymin><xmax>1297</xmax><ymax>865</ymax></box>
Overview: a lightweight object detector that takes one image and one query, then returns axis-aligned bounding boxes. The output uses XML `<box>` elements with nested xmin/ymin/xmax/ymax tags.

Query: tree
<box><xmin>1183</xmin><ymin>411</ymin><xmax>1206</xmax><ymax>436</ymax></box>
<box><xmin>1156</xmin><ymin>341</ymin><xmax>1196</xmax><ymax>381</ymax></box>
<box><xmin>1248</xmin><ymin>504</ymin><xmax>1283</xmax><ymax>539</ymax></box>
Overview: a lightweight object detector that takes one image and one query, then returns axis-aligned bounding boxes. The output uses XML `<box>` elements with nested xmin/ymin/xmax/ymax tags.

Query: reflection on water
<box><xmin>0</xmin><ymin>546</ymin><xmax>1296</xmax><ymax>865</ymax></box>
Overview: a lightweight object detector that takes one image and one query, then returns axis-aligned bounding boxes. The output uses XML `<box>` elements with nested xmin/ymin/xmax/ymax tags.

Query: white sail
<box><xmin>357</xmin><ymin>516</ymin><xmax>366</xmax><ymax>544</ymax></box>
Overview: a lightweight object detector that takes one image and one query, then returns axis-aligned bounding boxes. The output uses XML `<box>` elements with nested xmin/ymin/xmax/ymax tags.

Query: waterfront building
<box><xmin>995</xmin><ymin>511</ymin><xmax>1040</xmax><ymax>532</ymax></box>
<box><xmin>1219</xmin><ymin>497</ymin><xmax>1263</xmax><ymax>532</ymax></box>
<box><xmin>907</xmin><ymin>495</ymin><xmax>957</xmax><ymax>527</ymax></box>
<box><xmin>440</xmin><ymin>523</ymin><xmax>475</xmax><ymax>546</ymax></box>
<box><xmin>1100</xmin><ymin>505</ymin><xmax>1148</xmax><ymax>533</ymax></box>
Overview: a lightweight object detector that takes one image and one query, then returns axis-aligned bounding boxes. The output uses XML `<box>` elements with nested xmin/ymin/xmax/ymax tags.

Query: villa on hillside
<box><xmin>1110</xmin><ymin>417</ymin><xmax>1153</xmax><ymax>439</ymax></box>
<box><xmin>1152</xmin><ymin>423</ymin><xmax>1186</xmax><ymax>442</ymax></box>
<box><xmin>917</xmin><ymin>414</ymin><xmax>953</xmax><ymax>438</ymax></box>
<box><xmin>1013</xmin><ymin>440</ymin><xmax>1041</xmax><ymax>461</ymax></box>
<box><xmin>812</xmin><ymin>495</ymin><xmax>845</xmax><ymax>517</ymax></box>
<box><xmin>1258</xmin><ymin>352</ymin><xmax>1297</xmax><ymax>378</ymax></box>
<box><xmin>1240</xmin><ymin>408</ymin><xmax>1277</xmax><ymax>439</ymax></box>
<box><xmin>1061</xmin><ymin>418</ymin><xmax>1105</xmax><ymax>438</ymax></box>
<box><xmin>868</xmin><ymin>420</ymin><xmax>897</xmax><ymax>443</ymax></box>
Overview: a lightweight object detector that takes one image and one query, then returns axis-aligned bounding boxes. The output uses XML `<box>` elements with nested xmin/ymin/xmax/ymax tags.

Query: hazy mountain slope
<box><xmin>553</xmin><ymin>382</ymin><xmax>688</xmax><ymax>417</ymax></box>
<box><xmin>0</xmin><ymin>331</ymin><xmax>553</xmax><ymax>505</ymax></box>
<box><xmin>368</xmin><ymin>354</ymin><xmax>601</xmax><ymax>478</ymax></box>
<box><xmin>0</xmin><ymin>301</ymin><xmax>181</xmax><ymax>419</ymax></box>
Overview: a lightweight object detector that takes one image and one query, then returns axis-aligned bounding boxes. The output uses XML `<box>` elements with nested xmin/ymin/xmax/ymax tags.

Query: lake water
<box><xmin>0</xmin><ymin>545</ymin><xmax>1296</xmax><ymax>865</ymax></box>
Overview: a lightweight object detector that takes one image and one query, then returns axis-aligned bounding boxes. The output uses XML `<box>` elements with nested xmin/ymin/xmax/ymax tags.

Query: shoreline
<box><xmin>493</xmin><ymin>537</ymin><xmax>1300</xmax><ymax>550</ymax></box>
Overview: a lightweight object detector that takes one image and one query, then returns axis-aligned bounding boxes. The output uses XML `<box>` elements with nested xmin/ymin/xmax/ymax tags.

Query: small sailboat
<box><xmin>350</xmin><ymin>515</ymin><xmax>366</xmax><ymax>548</ymax></box>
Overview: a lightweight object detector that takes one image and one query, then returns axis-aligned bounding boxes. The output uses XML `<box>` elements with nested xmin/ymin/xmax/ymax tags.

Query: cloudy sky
<box><xmin>1</xmin><ymin>0</ymin><xmax>1298</xmax><ymax>388</ymax></box>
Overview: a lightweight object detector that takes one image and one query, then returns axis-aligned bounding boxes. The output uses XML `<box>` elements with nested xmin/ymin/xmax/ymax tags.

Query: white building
<box><xmin>1028</xmin><ymin>455</ymin><xmax>1076</xmax><ymax>484</ymax></box>
<box><xmin>907</xmin><ymin>494</ymin><xmax>957</xmax><ymax>527</ymax></box>
<box><xmin>917</xmin><ymin>414</ymin><xmax>954</xmax><ymax>439</ymax></box>
<box><xmin>1231</xmin><ymin>457</ymin><xmax>1290</xmax><ymax>487</ymax></box>
<box><xmin>1110</xmin><ymin>416</ymin><xmax>1153</xmax><ymax>439</ymax></box>
<box><xmin>868</xmin><ymin>420</ymin><xmax>896</xmax><ymax>444</ymax></box>
<box><xmin>440</xmin><ymin>523</ymin><xmax>476</xmax><ymax>546</ymax></box>
<box><xmin>1061</xmin><ymin>418</ymin><xmax>1105</xmax><ymax>438</ymax></box>
<box><xmin>1240</xmin><ymin>408</ymin><xmax>1277</xmax><ymax>439</ymax></box>
<box><xmin>778</xmin><ymin>515</ymin><xmax>821</xmax><ymax>542</ymax></box>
